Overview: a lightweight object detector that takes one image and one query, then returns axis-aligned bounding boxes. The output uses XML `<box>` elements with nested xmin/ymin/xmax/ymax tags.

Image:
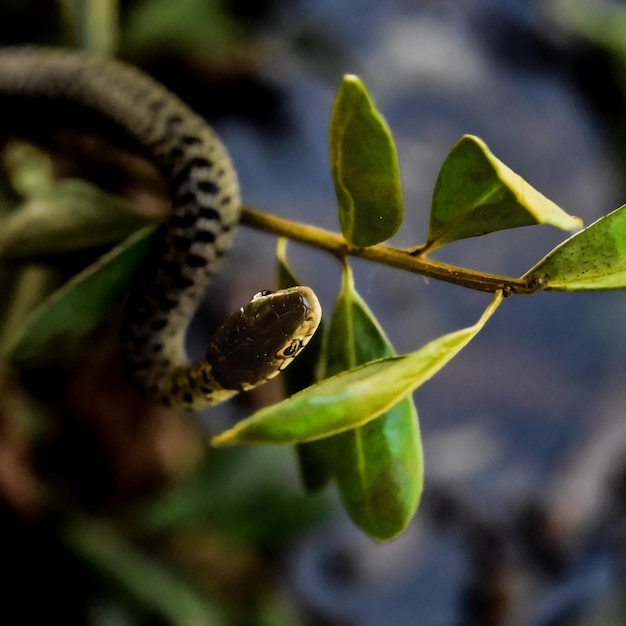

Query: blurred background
<box><xmin>1</xmin><ymin>0</ymin><xmax>626</xmax><ymax>624</ymax></box>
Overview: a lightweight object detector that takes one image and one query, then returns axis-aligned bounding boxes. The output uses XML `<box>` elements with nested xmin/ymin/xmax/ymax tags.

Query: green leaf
<box><xmin>0</xmin><ymin>179</ymin><xmax>155</xmax><ymax>259</ymax></box>
<box><xmin>141</xmin><ymin>446</ymin><xmax>329</xmax><ymax>543</ymax></box>
<box><xmin>315</xmin><ymin>263</ymin><xmax>423</xmax><ymax>541</ymax></box>
<box><xmin>321</xmin><ymin>402</ymin><xmax>421</xmax><ymax>541</ymax></box>
<box><xmin>6</xmin><ymin>225</ymin><xmax>156</xmax><ymax>367</ymax></box>
<box><xmin>276</xmin><ymin>239</ymin><xmax>331</xmax><ymax>491</ymax></box>
<box><xmin>321</xmin><ymin>264</ymin><xmax>396</xmax><ymax>370</ymax></box>
<box><xmin>62</xmin><ymin>518</ymin><xmax>224</xmax><ymax>625</ymax></box>
<box><xmin>426</xmin><ymin>135</ymin><xmax>582</xmax><ymax>251</ymax></box>
<box><xmin>549</xmin><ymin>1</ymin><xmax>626</xmax><ymax>61</ymax></box>
<box><xmin>523</xmin><ymin>203</ymin><xmax>626</xmax><ymax>290</ymax></box>
<box><xmin>1</xmin><ymin>140</ymin><xmax>54</xmax><ymax>197</ymax></box>
<box><xmin>124</xmin><ymin>0</ymin><xmax>238</xmax><ymax>58</ymax></box>
<box><xmin>211</xmin><ymin>292</ymin><xmax>503</xmax><ymax>446</ymax></box>
<box><xmin>329</xmin><ymin>75</ymin><xmax>403</xmax><ymax>247</ymax></box>
<box><xmin>293</xmin><ymin>442</ymin><xmax>330</xmax><ymax>493</ymax></box>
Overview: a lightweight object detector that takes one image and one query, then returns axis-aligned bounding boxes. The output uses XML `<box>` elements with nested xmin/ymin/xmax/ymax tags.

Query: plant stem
<box><xmin>60</xmin><ymin>0</ymin><xmax>119</xmax><ymax>57</ymax></box>
<box><xmin>241</xmin><ymin>206</ymin><xmax>543</xmax><ymax>296</ymax></box>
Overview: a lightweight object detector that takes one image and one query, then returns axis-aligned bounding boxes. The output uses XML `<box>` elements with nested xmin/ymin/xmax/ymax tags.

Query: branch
<box><xmin>241</xmin><ymin>206</ymin><xmax>543</xmax><ymax>296</ymax></box>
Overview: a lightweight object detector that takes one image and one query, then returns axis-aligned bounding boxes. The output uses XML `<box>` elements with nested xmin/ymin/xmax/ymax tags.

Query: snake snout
<box><xmin>205</xmin><ymin>285</ymin><xmax>322</xmax><ymax>391</ymax></box>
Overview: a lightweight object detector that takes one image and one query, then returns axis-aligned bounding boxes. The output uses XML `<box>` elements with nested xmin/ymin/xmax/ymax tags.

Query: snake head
<box><xmin>205</xmin><ymin>286</ymin><xmax>322</xmax><ymax>391</ymax></box>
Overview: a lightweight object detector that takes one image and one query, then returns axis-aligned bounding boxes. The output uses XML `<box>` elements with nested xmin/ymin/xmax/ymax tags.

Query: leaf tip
<box><xmin>342</xmin><ymin>74</ymin><xmax>362</xmax><ymax>86</ymax></box>
<box><xmin>210</xmin><ymin>430</ymin><xmax>237</xmax><ymax>447</ymax></box>
<box><xmin>566</xmin><ymin>215</ymin><xmax>584</xmax><ymax>230</ymax></box>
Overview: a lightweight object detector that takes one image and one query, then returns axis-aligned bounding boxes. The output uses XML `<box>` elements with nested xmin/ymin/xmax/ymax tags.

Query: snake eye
<box><xmin>276</xmin><ymin>338</ymin><xmax>302</xmax><ymax>359</ymax></box>
<box><xmin>252</xmin><ymin>290</ymin><xmax>274</xmax><ymax>301</ymax></box>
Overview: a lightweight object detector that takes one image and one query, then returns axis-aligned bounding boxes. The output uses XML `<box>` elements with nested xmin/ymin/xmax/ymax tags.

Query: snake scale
<box><xmin>0</xmin><ymin>47</ymin><xmax>321</xmax><ymax>410</ymax></box>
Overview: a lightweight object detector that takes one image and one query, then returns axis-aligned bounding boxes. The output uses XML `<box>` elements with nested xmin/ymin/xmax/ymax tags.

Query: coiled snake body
<box><xmin>0</xmin><ymin>48</ymin><xmax>321</xmax><ymax>410</ymax></box>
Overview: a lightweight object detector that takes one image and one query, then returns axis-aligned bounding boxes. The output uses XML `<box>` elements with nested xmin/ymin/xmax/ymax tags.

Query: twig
<box><xmin>241</xmin><ymin>206</ymin><xmax>543</xmax><ymax>296</ymax></box>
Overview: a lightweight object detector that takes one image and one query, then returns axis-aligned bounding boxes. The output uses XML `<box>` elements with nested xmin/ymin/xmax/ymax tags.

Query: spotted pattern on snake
<box><xmin>0</xmin><ymin>48</ymin><xmax>321</xmax><ymax>410</ymax></box>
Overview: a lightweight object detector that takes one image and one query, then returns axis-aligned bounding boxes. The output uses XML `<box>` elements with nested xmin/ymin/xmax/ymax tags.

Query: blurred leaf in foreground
<box><xmin>0</xmin><ymin>179</ymin><xmax>154</xmax><ymax>259</ymax></box>
<box><xmin>63</xmin><ymin>518</ymin><xmax>224</xmax><ymax>625</ymax></box>
<box><xmin>6</xmin><ymin>226</ymin><xmax>156</xmax><ymax>367</ymax></box>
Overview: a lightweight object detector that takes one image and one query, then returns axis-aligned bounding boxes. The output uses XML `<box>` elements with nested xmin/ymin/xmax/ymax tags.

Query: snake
<box><xmin>0</xmin><ymin>47</ymin><xmax>322</xmax><ymax>410</ymax></box>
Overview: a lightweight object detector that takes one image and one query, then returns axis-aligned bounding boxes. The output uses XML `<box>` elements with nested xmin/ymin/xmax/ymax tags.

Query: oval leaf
<box><xmin>0</xmin><ymin>179</ymin><xmax>155</xmax><ymax>259</ymax></box>
<box><xmin>211</xmin><ymin>292</ymin><xmax>503</xmax><ymax>446</ymax></box>
<box><xmin>321</xmin><ymin>402</ymin><xmax>421</xmax><ymax>541</ymax></box>
<box><xmin>6</xmin><ymin>226</ymin><xmax>156</xmax><ymax>367</ymax></box>
<box><xmin>426</xmin><ymin>135</ymin><xmax>582</xmax><ymax>251</ymax></box>
<box><xmin>316</xmin><ymin>263</ymin><xmax>423</xmax><ymax>541</ymax></box>
<box><xmin>329</xmin><ymin>75</ymin><xmax>403</xmax><ymax>247</ymax></box>
<box><xmin>523</xmin><ymin>203</ymin><xmax>626</xmax><ymax>290</ymax></box>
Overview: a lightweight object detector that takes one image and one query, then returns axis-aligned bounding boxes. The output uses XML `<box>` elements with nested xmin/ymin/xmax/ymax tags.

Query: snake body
<box><xmin>0</xmin><ymin>48</ymin><xmax>321</xmax><ymax>410</ymax></box>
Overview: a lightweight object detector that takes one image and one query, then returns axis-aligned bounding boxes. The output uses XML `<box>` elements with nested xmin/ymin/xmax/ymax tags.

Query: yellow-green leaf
<box><xmin>211</xmin><ymin>292</ymin><xmax>503</xmax><ymax>447</ymax></box>
<box><xmin>523</xmin><ymin>204</ymin><xmax>626</xmax><ymax>290</ymax></box>
<box><xmin>0</xmin><ymin>179</ymin><xmax>154</xmax><ymax>259</ymax></box>
<box><xmin>426</xmin><ymin>135</ymin><xmax>582</xmax><ymax>251</ymax></box>
<box><xmin>315</xmin><ymin>263</ymin><xmax>423</xmax><ymax>541</ymax></box>
<box><xmin>6</xmin><ymin>226</ymin><xmax>156</xmax><ymax>367</ymax></box>
<box><xmin>329</xmin><ymin>75</ymin><xmax>403</xmax><ymax>247</ymax></box>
